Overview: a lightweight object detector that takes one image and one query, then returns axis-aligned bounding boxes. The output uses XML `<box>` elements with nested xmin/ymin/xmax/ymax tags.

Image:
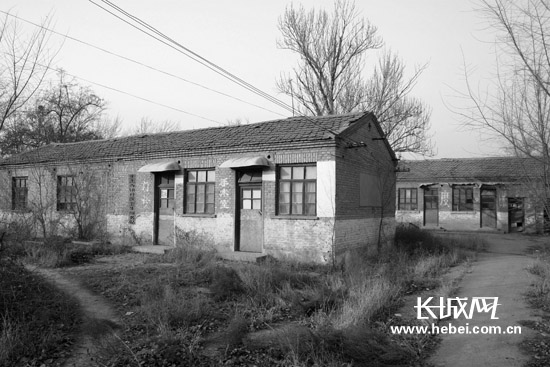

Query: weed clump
<box><xmin>210</xmin><ymin>266</ymin><xmax>245</xmax><ymax>301</ymax></box>
<box><xmin>0</xmin><ymin>261</ymin><xmax>81</xmax><ymax>366</ymax></box>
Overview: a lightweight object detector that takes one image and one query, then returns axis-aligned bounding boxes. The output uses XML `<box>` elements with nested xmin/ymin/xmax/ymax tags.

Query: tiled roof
<box><xmin>397</xmin><ymin>157</ymin><xmax>544</xmax><ymax>182</ymax></box>
<box><xmin>0</xmin><ymin>112</ymin><xmax>368</xmax><ymax>166</ymax></box>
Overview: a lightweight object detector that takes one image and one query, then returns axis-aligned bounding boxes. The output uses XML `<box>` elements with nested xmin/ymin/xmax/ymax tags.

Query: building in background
<box><xmin>396</xmin><ymin>158</ymin><xmax>549</xmax><ymax>234</ymax></box>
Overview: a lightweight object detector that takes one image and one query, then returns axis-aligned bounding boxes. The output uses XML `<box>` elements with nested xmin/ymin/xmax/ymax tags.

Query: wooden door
<box><xmin>236</xmin><ymin>170</ymin><xmax>263</xmax><ymax>252</ymax></box>
<box><xmin>424</xmin><ymin>188</ymin><xmax>439</xmax><ymax>227</ymax></box>
<box><xmin>154</xmin><ymin>172</ymin><xmax>175</xmax><ymax>245</ymax></box>
<box><xmin>481</xmin><ymin>188</ymin><xmax>497</xmax><ymax>228</ymax></box>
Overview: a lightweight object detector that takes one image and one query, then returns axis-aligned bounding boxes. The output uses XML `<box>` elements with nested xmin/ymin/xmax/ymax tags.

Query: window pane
<box><xmin>279</xmin><ymin>203</ymin><xmax>290</xmax><ymax>215</ymax></box>
<box><xmin>188</xmin><ymin>171</ymin><xmax>196</xmax><ymax>182</ymax></box>
<box><xmin>206</xmin><ymin>193</ymin><xmax>215</xmax><ymax>204</ymax></box>
<box><xmin>292</xmin><ymin>203</ymin><xmax>303</xmax><ymax>215</ymax></box>
<box><xmin>279</xmin><ymin>193</ymin><xmax>290</xmax><ymax>204</ymax></box>
<box><xmin>243</xmin><ymin>189</ymin><xmax>251</xmax><ymax>199</ymax></box>
<box><xmin>206</xmin><ymin>184</ymin><xmax>215</xmax><ymax>194</ymax></box>
<box><xmin>252</xmin><ymin>189</ymin><xmax>261</xmax><ymax>199</ymax></box>
<box><xmin>293</xmin><ymin>182</ymin><xmax>303</xmax><ymax>193</ymax></box>
<box><xmin>305</xmin><ymin>204</ymin><xmax>316</xmax><ymax>216</ymax></box>
<box><xmin>198</xmin><ymin>171</ymin><xmax>207</xmax><ymax>182</ymax></box>
<box><xmin>252</xmin><ymin>199</ymin><xmax>261</xmax><ymax>210</ymax></box>
<box><xmin>239</xmin><ymin>172</ymin><xmax>251</xmax><ymax>182</ymax></box>
<box><xmin>243</xmin><ymin>199</ymin><xmax>252</xmax><ymax>209</ymax></box>
<box><xmin>292</xmin><ymin>166</ymin><xmax>304</xmax><ymax>179</ymax></box>
<box><xmin>280</xmin><ymin>181</ymin><xmax>291</xmax><ymax>193</ymax></box>
<box><xmin>305</xmin><ymin>182</ymin><xmax>315</xmax><ymax>193</ymax></box>
<box><xmin>293</xmin><ymin>192</ymin><xmax>303</xmax><ymax>204</ymax></box>
<box><xmin>206</xmin><ymin>203</ymin><xmax>215</xmax><ymax>214</ymax></box>
<box><xmin>187</xmin><ymin>203</ymin><xmax>195</xmax><ymax>213</ymax></box>
<box><xmin>305</xmin><ymin>193</ymin><xmax>316</xmax><ymax>204</ymax></box>
<box><xmin>305</xmin><ymin>166</ymin><xmax>317</xmax><ymax>179</ymax></box>
<box><xmin>280</xmin><ymin>167</ymin><xmax>291</xmax><ymax>179</ymax></box>
<box><xmin>208</xmin><ymin>170</ymin><xmax>215</xmax><ymax>182</ymax></box>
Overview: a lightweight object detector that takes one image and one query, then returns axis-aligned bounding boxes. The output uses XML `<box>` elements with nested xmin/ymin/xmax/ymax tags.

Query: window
<box><xmin>186</xmin><ymin>169</ymin><xmax>215</xmax><ymax>214</ymax></box>
<box><xmin>453</xmin><ymin>186</ymin><xmax>474</xmax><ymax>211</ymax></box>
<box><xmin>238</xmin><ymin>171</ymin><xmax>262</xmax><ymax>210</ymax></box>
<box><xmin>157</xmin><ymin>173</ymin><xmax>175</xmax><ymax>213</ymax></box>
<box><xmin>398</xmin><ymin>188</ymin><xmax>417</xmax><ymax>210</ymax></box>
<box><xmin>12</xmin><ymin>177</ymin><xmax>28</xmax><ymax>210</ymax></box>
<box><xmin>241</xmin><ymin>187</ymin><xmax>262</xmax><ymax>210</ymax></box>
<box><xmin>57</xmin><ymin>175</ymin><xmax>77</xmax><ymax>211</ymax></box>
<box><xmin>278</xmin><ymin>165</ymin><xmax>316</xmax><ymax>216</ymax></box>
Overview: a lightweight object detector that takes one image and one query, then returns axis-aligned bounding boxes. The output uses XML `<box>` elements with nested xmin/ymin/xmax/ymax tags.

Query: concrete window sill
<box><xmin>450</xmin><ymin>211</ymin><xmax>477</xmax><ymax>214</ymax></box>
<box><xmin>179</xmin><ymin>214</ymin><xmax>217</xmax><ymax>218</ymax></box>
<box><xmin>270</xmin><ymin>215</ymin><xmax>319</xmax><ymax>220</ymax></box>
<box><xmin>396</xmin><ymin>210</ymin><xmax>421</xmax><ymax>213</ymax></box>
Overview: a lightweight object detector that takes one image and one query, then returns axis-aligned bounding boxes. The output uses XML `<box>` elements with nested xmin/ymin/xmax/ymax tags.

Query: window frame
<box><xmin>12</xmin><ymin>176</ymin><xmax>28</xmax><ymax>211</ymax></box>
<box><xmin>452</xmin><ymin>186</ymin><xmax>474</xmax><ymax>212</ymax></box>
<box><xmin>277</xmin><ymin>164</ymin><xmax>317</xmax><ymax>216</ymax></box>
<box><xmin>185</xmin><ymin>169</ymin><xmax>215</xmax><ymax>215</ymax></box>
<box><xmin>57</xmin><ymin>175</ymin><xmax>77</xmax><ymax>212</ymax></box>
<box><xmin>398</xmin><ymin>188</ymin><xmax>418</xmax><ymax>211</ymax></box>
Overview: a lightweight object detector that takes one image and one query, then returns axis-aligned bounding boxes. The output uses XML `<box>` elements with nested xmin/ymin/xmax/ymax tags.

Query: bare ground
<box><xmin>428</xmin><ymin>233</ymin><xmax>549</xmax><ymax>367</ymax></box>
<box><xmin>25</xmin><ymin>264</ymin><xmax>122</xmax><ymax>367</ymax></box>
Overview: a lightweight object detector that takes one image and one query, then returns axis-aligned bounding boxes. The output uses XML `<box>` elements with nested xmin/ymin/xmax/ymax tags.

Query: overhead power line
<box><xmin>30</xmin><ymin>61</ymin><xmax>223</xmax><ymax>125</ymax></box>
<box><xmin>88</xmin><ymin>0</ymin><xmax>345</xmax><ymax>138</ymax></box>
<box><xmin>0</xmin><ymin>10</ymin><xmax>286</xmax><ymax>117</ymax></box>
<box><xmin>89</xmin><ymin>0</ymin><xmax>295</xmax><ymax>114</ymax></box>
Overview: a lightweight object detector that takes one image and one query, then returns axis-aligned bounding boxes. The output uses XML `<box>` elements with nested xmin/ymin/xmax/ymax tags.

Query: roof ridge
<box><xmin>0</xmin><ymin>112</ymin><xmax>373</xmax><ymax>166</ymax></box>
<box><xmin>39</xmin><ymin>112</ymin><xmax>369</xmax><ymax>149</ymax></box>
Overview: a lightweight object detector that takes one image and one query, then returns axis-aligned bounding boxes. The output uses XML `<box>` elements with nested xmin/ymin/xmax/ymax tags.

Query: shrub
<box><xmin>139</xmin><ymin>283</ymin><xmax>212</xmax><ymax>334</ymax></box>
<box><xmin>210</xmin><ymin>266</ymin><xmax>245</xmax><ymax>301</ymax></box>
<box><xmin>394</xmin><ymin>225</ymin><xmax>450</xmax><ymax>255</ymax></box>
<box><xmin>162</xmin><ymin>228</ymin><xmax>218</xmax><ymax>266</ymax></box>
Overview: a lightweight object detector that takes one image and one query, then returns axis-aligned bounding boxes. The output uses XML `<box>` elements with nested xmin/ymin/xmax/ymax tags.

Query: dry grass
<box><xmin>21</xmin><ymin>238</ymin><xmax>132</xmax><ymax>268</ymax></box>
<box><xmin>528</xmin><ymin>258</ymin><xmax>550</xmax><ymax>310</ymax></box>
<box><xmin>58</xmin><ymin>226</ymin><xmax>483</xmax><ymax>366</ymax></box>
<box><xmin>140</xmin><ymin>283</ymin><xmax>212</xmax><ymax>334</ymax></box>
<box><xmin>0</xmin><ymin>260</ymin><xmax>81</xmax><ymax>366</ymax></box>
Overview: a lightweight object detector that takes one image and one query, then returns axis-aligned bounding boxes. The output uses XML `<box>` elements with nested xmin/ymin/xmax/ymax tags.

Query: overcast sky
<box><xmin>1</xmin><ymin>0</ymin><xmax>503</xmax><ymax>159</ymax></box>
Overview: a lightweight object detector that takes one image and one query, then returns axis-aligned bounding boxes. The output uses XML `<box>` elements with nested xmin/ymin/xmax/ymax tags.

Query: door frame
<box><xmin>153</xmin><ymin>172</ymin><xmax>175</xmax><ymax>245</ymax></box>
<box><xmin>423</xmin><ymin>187</ymin><xmax>439</xmax><ymax>227</ymax></box>
<box><xmin>234</xmin><ymin>169</ymin><xmax>264</xmax><ymax>252</ymax></box>
<box><xmin>480</xmin><ymin>187</ymin><xmax>497</xmax><ymax>228</ymax></box>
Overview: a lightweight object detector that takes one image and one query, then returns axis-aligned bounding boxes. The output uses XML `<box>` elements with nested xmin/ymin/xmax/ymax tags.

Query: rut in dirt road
<box><xmin>429</xmin><ymin>234</ymin><xmax>545</xmax><ymax>367</ymax></box>
<box><xmin>26</xmin><ymin>266</ymin><xmax>123</xmax><ymax>367</ymax></box>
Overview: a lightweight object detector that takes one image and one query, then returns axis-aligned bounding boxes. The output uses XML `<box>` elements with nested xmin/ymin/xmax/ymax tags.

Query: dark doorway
<box><xmin>508</xmin><ymin>197</ymin><xmax>524</xmax><ymax>232</ymax></box>
<box><xmin>236</xmin><ymin>170</ymin><xmax>263</xmax><ymax>252</ymax></box>
<box><xmin>424</xmin><ymin>187</ymin><xmax>439</xmax><ymax>227</ymax></box>
<box><xmin>481</xmin><ymin>188</ymin><xmax>497</xmax><ymax>228</ymax></box>
<box><xmin>154</xmin><ymin>172</ymin><xmax>175</xmax><ymax>245</ymax></box>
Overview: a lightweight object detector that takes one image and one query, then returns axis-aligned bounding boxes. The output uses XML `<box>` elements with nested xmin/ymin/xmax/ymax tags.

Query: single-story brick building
<box><xmin>0</xmin><ymin>112</ymin><xmax>397</xmax><ymax>262</ymax></box>
<box><xmin>396</xmin><ymin>157</ymin><xmax>549</xmax><ymax>233</ymax></box>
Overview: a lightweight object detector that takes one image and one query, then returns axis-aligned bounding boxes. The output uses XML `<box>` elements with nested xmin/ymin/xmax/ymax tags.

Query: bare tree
<box><xmin>124</xmin><ymin>117</ymin><xmax>181</xmax><ymax>135</ymax></box>
<box><xmin>277</xmin><ymin>0</ymin><xmax>433</xmax><ymax>155</ymax></box>
<box><xmin>362</xmin><ymin>51</ymin><xmax>433</xmax><ymax>155</ymax></box>
<box><xmin>0</xmin><ymin>70</ymin><xmax>110</xmax><ymax>155</ymax></box>
<box><xmin>0</xmin><ymin>13</ymin><xmax>54</xmax><ymax>132</ymax></box>
<box><xmin>458</xmin><ymin>0</ymin><xmax>550</xmax><ymax>232</ymax></box>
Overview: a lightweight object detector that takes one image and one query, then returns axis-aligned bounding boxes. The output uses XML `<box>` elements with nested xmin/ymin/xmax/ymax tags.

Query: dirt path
<box><xmin>429</xmin><ymin>233</ymin><xmax>547</xmax><ymax>367</ymax></box>
<box><xmin>26</xmin><ymin>265</ymin><xmax>122</xmax><ymax>367</ymax></box>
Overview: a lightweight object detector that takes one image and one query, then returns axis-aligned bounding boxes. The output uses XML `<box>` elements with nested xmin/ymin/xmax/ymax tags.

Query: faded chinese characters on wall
<box><xmin>219</xmin><ymin>177</ymin><xmax>229</xmax><ymax>210</ymax></box>
<box><xmin>440</xmin><ymin>191</ymin><xmax>450</xmax><ymax>208</ymax></box>
<box><xmin>128</xmin><ymin>174</ymin><xmax>136</xmax><ymax>224</ymax></box>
